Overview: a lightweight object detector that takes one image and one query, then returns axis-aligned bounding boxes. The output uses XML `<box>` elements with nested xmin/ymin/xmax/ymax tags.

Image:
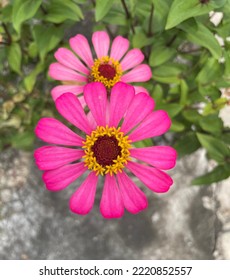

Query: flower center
<box><xmin>82</xmin><ymin>126</ymin><xmax>131</xmax><ymax>176</ymax></box>
<box><xmin>98</xmin><ymin>64</ymin><xmax>116</xmax><ymax>80</ymax></box>
<box><xmin>92</xmin><ymin>135</ymin><xmax>121</xmax><ymax>166</ymax></box>
<box><xmin>90</xmin><ymin>56</ymin><xmax>122</xmax><ymax>89</ymax></box>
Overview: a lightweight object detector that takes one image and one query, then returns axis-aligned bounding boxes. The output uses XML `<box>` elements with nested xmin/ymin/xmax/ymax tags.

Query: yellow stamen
<box><xmin>82</xmin><ymin>126</ymin><xmax>131</xmax><ymax>176</ymax></box>
<box><xmin>90</xmin><ymin>56</ymin><xmax>122</xmax><ymax>89</ymax></box>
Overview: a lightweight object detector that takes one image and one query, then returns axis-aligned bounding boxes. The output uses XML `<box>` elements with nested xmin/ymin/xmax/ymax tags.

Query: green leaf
<box><xmin>203</xmin><ymin>97</ymin><xmax>228</xmax><ymax>115</ymax></box>
<box><xmin>152</xmin><ymin>0</ymin><xmax>171</xmax><ymax>32</ymax></box>
<box><xmin>196</xmin><ymin>133</ymin><xmax>230</xmax><ymax>163</ymax></box>
<box><xmin>103</xmin><ymin>9</ymin><xmax>127</xmax><ymax>26</ymax></box>
<box><xmin>24</xmin><ymin>62</ymin><xmax>44</xmax><ymax>93</ymax></box>
<box><xmin>12</xmin><ymin>0</ymin><xmax>42</xmax><ymax>33</ymax></box>
<box><xmin>174</xmin><ymin>132</ymin><xmax>200</xmax><ymax>157</ymax></box>
<box><xmin>166</xmin><ymin>0</ymin><xmax>226</xmax><ymax>30</ymax></box>
<box><xmin>183</xmin><ymin>110</ymin><xmax>202</xmax><ymax>123</ymax></box>
<box><xmin>132</xmin><ymin>32</ymin><xmax>154</xmax><ymax>49</ymax></box>
<box><xmin>44</xmin><ymin>0</ymin><xmax>83</xmax><ymax>23</ymax></box>
<box><xmin>0</xmin><ymin>4</ymin><xmax>12</xmax><ymax>23</ymax></box>
<box><xmin>95</xmin><ymin>0</ymin><xmax>114</xmax><ymax>21</ymax></box>
<box><xmin>152</xmin><ymin>64</ymin><xmax>182</xmax><ymax>84</ymax></box>
<box><xmin>155</xmin><ymin>103</ymin><xmax>183</xmax><ymax>118</ymax></box>
<box><xmin>192</xmin><ymin>164</ymin><xmax>230</xmax><ymax>185</ymax></box>
<box><xmin>32</xmin><ymin>25</ymin><xmax>64</xmax><ymax>61</ymax></box>
<box><xmin>151</xmin><ymin>84</ymin><xmax>164</xmax><ymax>104</ymax></box>
<box><xmin>149</xmin><ymin>44</ymin><xmax>176</xmax><ymax>67</ymax></box>
<box><xmin>179</xmin><ymin>20</ymin><xmax>222</xmax><ymax>59</ymax></box>
<box><xmin>180</xmin><ymin>79</ymin><xmax>188</xmax><ymax>105</ymax></box>
<box><xmin>196</xmin><ymin>57</ymin><xmax>222</xmax><ymax>84</ymax></box>
<box><xmin>199</xmin><ymin>114</ymin><xmax>223</xmax><ymax>135</ymax></box>
<box><xmin>170</xmin><ymin>120</ymin><xmax>185</xmax><ymax>132</ymax></box>
<box><xmin>6</xmin><ymin>42</ymin><xmax>22</xmax><ymax>75</ymax></box>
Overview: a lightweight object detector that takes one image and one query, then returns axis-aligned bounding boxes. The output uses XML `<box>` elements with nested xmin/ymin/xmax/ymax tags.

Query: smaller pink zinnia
<box><xmin>34</xmin><ymin>82</ymin><xmax>176</xmax><ymax>218</ymax></box>
<box><xmin>49</xmin><ymin>31</ymin><xmax>152</xmax><ymax>101</ymax></box>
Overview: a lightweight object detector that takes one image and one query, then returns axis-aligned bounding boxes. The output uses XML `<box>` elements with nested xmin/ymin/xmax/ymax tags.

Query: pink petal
<box><xmin>109</xmin><ymin>82</ymin><xmax>135</xmax><ymax>127</ymax></box>
<box><xmin>69</xmin><ymin>34</ymin><xmax>94</xmax><ymax>67</ymax></box>
<box><xmin>133</xmin><ymin>86</ymin><xmax>149</xmax><ymax>95</ymax></box>
<box><xmin>121</xmin><ymin>92</ymin><xmax>155</xmax><ymax>134</ymax></box>
<box><xmin>120</xmin><ymin>49</ymin><xmax>144</xmax><ymax>71</ymax></box>
<box><xmin>55</xmin><ymin>92</ymin><xmax>92</xmax><ymax>135</ymax></box>
<box><xmin>69</xmin><ymin>172</ymin><xmax>98</xmax><ymax>215</ymax></box>
<box><xmin>84</xmin><ymin>82</ymin><xmax>107</xmax><ymax>126</ymax></box>
<box><xmin>34</xmin><ymin>146</ymin><xmax>84</xmax><ymax>171</ymax></box>
<box><xmin>92</xmin><ymin>31</ymin><xmax>110</xmax><ymax>59</ymax></box>
<box><xmin>54</xmin><ymin>47</ymin><xmax>90</xmax><ymax>75</ymax></box>
<box><xmin>127</xmin><ymin>161</ymin><xmax>173</xmax><ymax>193</ymax></box>
<box><xmin>121</xmin><ymin>64</ymin><xmax>152</xmax><ymax>82</ymax></box>
<box><xmin>35</xmin><ymin>118</ymin><xmax>84</xmax><ymax>146</ymax></box>
<box><xmin>51</xmin><ymin>85</ymin><xmax>84</xmax><ymax>101</ymax></box>
<box><xmin>117</xmin><ymin>171</ymin><xmax>148</xmax><ymax>214</ymax></box>
<box><xmin>110</xmin><ymin>35</ymin><xmax>129</xmax><ymax>61</ymax></box>
<box><xmin>129</xmin><ymin>110</ymin><xmax>171</xmax><ymax>142</ymax></box>
<box><xmin>100</xmin><ymin>174</ymin><xmax>124</xmax><ymax>219</ymax></box>
<box><xmin>130</xmin><ymin>146</ymin><xmax>177</xmax><ymax>170</ymax></box>
<box><xmin>49</xmin><ymin>63</ymin><xmax>87</xmax><ymax>82</ymax></box>
<box><xmin>43</xmin><ymin>162</ymin><xmax>87</xmax><ymax>191</ymax></box>
<box><xmin>78</xmin><ymin>95</ymin><xmax>86</xmax><ymax>108</ymax></box>
<box><xmin>87</xmin><ymin>111</ymin><xmax>97</xmax><ymax>130</ymax></box>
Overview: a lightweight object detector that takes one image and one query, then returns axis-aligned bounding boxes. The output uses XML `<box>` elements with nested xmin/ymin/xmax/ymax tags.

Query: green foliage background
<box><xmin>0</xmin><ymin>0</ymin><xmax>230</xmax><ymax>185</ymax></box>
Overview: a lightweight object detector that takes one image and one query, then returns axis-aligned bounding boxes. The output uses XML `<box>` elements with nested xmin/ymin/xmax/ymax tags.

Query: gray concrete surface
<box><xmin>0</xmin><ymin>145</ymin><xmax>229</xmax><ymax>260</ymax></box>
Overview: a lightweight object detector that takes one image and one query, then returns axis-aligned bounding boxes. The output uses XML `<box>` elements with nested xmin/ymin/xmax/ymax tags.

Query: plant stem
<box><xmin>2</xmin><ymin>23</ymin><xmax>11</xmax><ymax>45</ymax></box>
<box><xmin>121</xmin><ymin>0</ymin><xmax>135</xmax><ymax>34</ymax></box>
<box><xmin>166</xmin><ymin>33</ymin><xmax>178</xmax><ymax>47</ymax></box>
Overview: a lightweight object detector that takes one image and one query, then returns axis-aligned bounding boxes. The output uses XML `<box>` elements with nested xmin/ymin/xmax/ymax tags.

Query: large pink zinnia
<box><xmin>48</xmin><ymin>31</ymin><xmax>152</xmax><ymax>101</ymax></box>
<box><xmin>34</xmin><ymin>82</ymin><xmax>176</xmax><ymax>218</ymax></box>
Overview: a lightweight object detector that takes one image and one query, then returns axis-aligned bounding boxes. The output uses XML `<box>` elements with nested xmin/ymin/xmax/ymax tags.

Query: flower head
<box><xmin>34</xmin><ymin>82</ymin><xmax>176</xmax><ymax>218</ymax></box>
<box><xmin>49</xmin><ymin>31</ymin><xmax>152</xmax><ymax>101</ymax></box>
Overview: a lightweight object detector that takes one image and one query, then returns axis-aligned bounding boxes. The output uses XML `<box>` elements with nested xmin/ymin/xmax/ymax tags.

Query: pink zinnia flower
<box><xmin>34</xmin><ymin>82</ymin><xmax>176</xmax><ymax>218</ymax></box>
<box><xmin>48</xmin><ymin>31</ymin><xmax>152</xmax><ymax>101</ymax></box>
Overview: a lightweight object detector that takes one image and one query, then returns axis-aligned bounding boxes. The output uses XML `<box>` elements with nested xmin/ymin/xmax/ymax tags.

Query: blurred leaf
<box><xmin>166</xmin><ymin>0</ymin><xmax>226</xmax><ymax>30</ymax></box>
<box><xmin>12</xmin><ymin>0</ymin><xmax>42</xmax><ymax>33</ymax></box>
<box><xmin>183</xmin><ymin>110</ymin><xmax>202</xmax><ymax>123</ymax></box>
<box><xmin>134</xmin><ymin>138</ymin><xmax>153</xmax><ymax>148</ymax></box>
<box><xmin>103</xmin><ymin>9</ymin><xmax>127</xmax><ymax>25</ymax></box>
<box><xmin>0</xmin><ymin>4</ymin><xmax>12</xmax><ymax>23</ymax></box>
<box><xmin>95</xmin><ymin>0</ymin><xmax>114</xmax><ymax>21</ymax></box>
<box><xmin>217</xmin><ymin>19</ymin><xmax>230</xmax><ymax>38</ymax></box>
<box><xmin>132</xmin><ymin>31</ymin><xmax>154</xmax><ymax>48</ymax></box>
<box><xmin>196</xmin><ymin>133</ymin><xmax>230</xmax><ymax>163</ymax></box>
<box><xmin>174</xmin><ymin>132</ymin><xmax>200</xmax><ymax>157</ymax></box>
<box><xmin>170</xmin><ymin>120</ymin><xmax>185</xmax><ymax>132</ymax></box>
<box><xmin>203</xmin><ymin>97</ymin><xmax>228</xmax><ymax>115</ymax></box>
<box><xmin>44</xmin><ymin>0</ymin><xmax>83</xmax><ymax>23</ymax></box>
<box><xmin>24</xmin><ymin>62</ymin><xmax>44</xmax><ymax>93</ymax></box>
<box><xmin>192</xmin><ymin>164</ymin><xmax>230</xmax><ymax>185</ymax></box>
<box><xmin>6</xmin><ymin>42</ymin><xmax>22</xmax><ymax>75</ymax></box>
<box><xmin>199</xmin><ymin>114</ymin><xmax>223</xmax><ymax>135</ymax></box>
<box><xmin>179</xmin><ymin>20</ymin><xmax>222</xmax><ymax>59</ymax></box>
<box><xmin>180</xmin><ymin>79</ymin><xmax>188</xmax><ymax>105</ymax></box>
<box><xmin>152</xmin><ymin>0</ymin><xmax>171</xmax><ymax>32</ymax></box>
<box><xmin>28</xmin><ymin>41</ymin><xmax>38</xmax><ymax>58</ymax></box>
<box><xmin>152</xmin><ymin>63</ymin><xmax>182</xmax><ymax>84</ymax></box>
<box><xmin>156</xmin><ymin>103</ymin><xmax>183</xmax><ymax>118</ymax></box>
<box><xmin>196</xmin><ymin>57</ymin><xmax>222</xmax><ymax>84</ymax></box>
<box><xmin>151</xmin><ymin>84</ymin><xmax>164</xmax><ymax>104</ymax></box>
<box><xmin>149</xmin><ymin>44</ymin><xmax>176</xmax><ymax>67</ymax></box>
<box><xmin>32</xmin><ymin>25</ymin><xmax>64</xmax><ymax>61</ymax></box>
<box><xmin>11</xmin><ymin>131</ymin><xmax>35</xmax><ymax>150</ymax></box>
